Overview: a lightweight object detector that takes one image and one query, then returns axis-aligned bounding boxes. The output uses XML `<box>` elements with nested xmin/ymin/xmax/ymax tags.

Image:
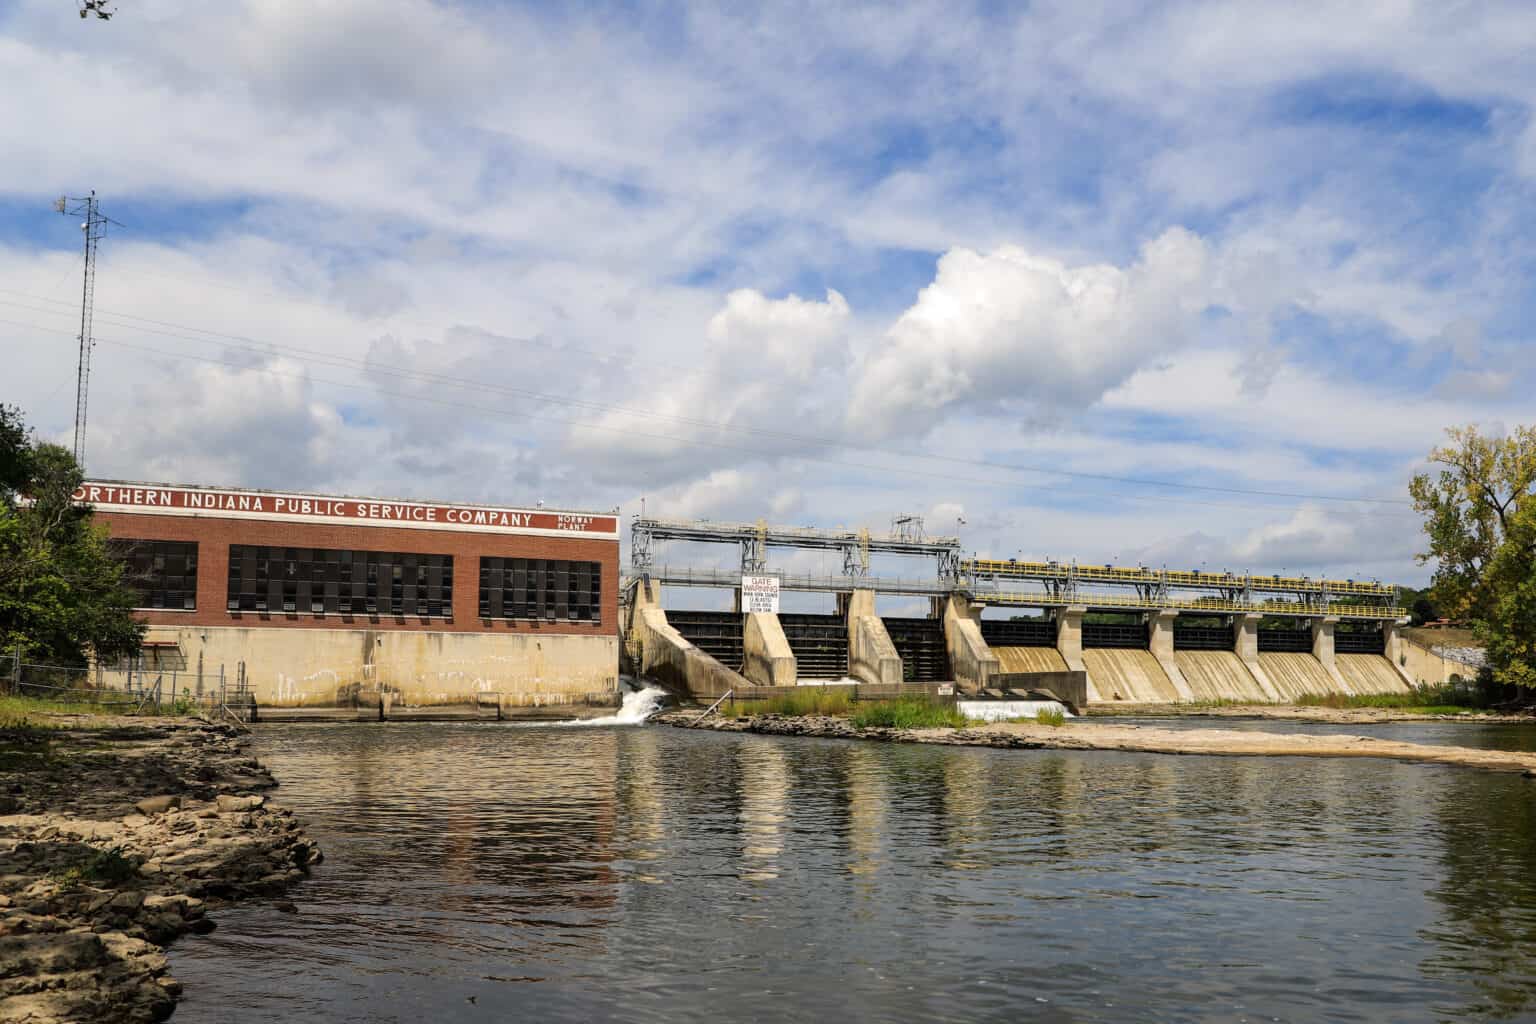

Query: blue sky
<box><xmin>3</xmin><ymin>1</ymin><xmax>1535</xmax><ymax>587</ymax></box>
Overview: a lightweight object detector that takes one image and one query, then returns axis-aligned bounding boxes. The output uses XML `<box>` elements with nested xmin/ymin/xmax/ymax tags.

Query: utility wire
<box><xmin>2</xmin><ymin>316</ymin><xmax>1421</xmax><ymax>521</ymax></box>
<box><xmin>0</xmin><ymin>293</ymin><xmax>1414</xmax><ymax>508</ymax></box>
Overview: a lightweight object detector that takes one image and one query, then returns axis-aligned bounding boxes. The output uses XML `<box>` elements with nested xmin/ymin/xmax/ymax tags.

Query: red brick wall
<box><xmin>98</xmin><ymin>511</ymin><xmax>619</xmax><ymax>637</ymax></box>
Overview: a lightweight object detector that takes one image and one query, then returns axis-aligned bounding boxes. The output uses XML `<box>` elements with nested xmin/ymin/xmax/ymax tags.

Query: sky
<box><xmin>3</xmin><ymin>0</ymin><xmax>1535</xmax><ymax>591</ymax></box>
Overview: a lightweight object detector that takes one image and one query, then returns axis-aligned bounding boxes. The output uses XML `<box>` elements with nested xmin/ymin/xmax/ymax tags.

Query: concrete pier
<box><xmin>627</xmin><ymin>580</ymin><xmax>751</xmax><ymax>700</ymax></box>
<box><xmin>941</xmin><ymin>595</ymin><xmax>998</xmax><ymax>694</ymax></box>
<box><xmin>743</xmin><ymin>612</ymin><xmax>797</xmax><ymax>687</ymax></box>
<box><xmin>844</xmin><ymin>590</ymin><xmax>902</xmax><ymax>685</ymax></box>
<box><xmin>1233</xmin><ymin>613</ymin><xmax>1284</xmax><ymax>701</ymax></box>
<box><xmin>1147</xmin><ymin>610</ymin><xmax>1196</xmax><ymax>701</ymax></box>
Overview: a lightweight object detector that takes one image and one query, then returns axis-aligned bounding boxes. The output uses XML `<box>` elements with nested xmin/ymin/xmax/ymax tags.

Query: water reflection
<box><xmin>168</xmin><ymin>722</ymin><xmax>1536</xmax><ymax>1024</ymax></box>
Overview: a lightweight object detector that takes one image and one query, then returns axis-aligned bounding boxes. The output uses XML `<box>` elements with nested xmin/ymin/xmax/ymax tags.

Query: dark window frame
<box><xmin>226</xmin><ymin>545</ymin><xmax>453</xmax><ymax>618</ymax></box>
<box><xmin>478</xmin><ymin>557</ymin><xmax>601</xmax><ymax>623</ymax></box>
<box><xmin>108</xmin><ymin>539</ymin><xmax>199</xmax><ymax>611</ymax></box>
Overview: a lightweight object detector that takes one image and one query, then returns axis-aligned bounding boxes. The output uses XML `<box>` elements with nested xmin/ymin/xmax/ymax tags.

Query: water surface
<box><xmin>170</xmin><ymin>719</ymin><xmax>1536</xmax><ymax>1022</ymax></box>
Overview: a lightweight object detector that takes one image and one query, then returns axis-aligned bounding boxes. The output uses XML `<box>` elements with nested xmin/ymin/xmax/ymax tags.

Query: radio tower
<box><xmin>54</xmin><ymin>192</ymin><xmax>119</xmax><ymax>472</ymax></box>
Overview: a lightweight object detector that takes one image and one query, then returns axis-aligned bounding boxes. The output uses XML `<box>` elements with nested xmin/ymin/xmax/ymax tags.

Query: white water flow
<box><xmin>957</xmin><ymin>700</ymin><xmax>1073</xmax><ymax>723</ymax></box>
<box><xmin>556</xmin><ymin>684</ymin><xmax>667</xmax><ymax>727</ymax></box>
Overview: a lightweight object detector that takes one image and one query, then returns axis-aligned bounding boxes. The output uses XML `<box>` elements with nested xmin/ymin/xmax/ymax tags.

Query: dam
<box><xmin>622</xmin><ymin>515</ymin><xmax>1414</xmax><ymax>708</ymax></box>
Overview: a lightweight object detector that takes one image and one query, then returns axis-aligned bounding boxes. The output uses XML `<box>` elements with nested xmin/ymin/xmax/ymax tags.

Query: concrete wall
<box><xmin>743</xmin><ymin>612</ymin><xmax>797</xmax><ymax>688</ymax></box>
<box><xmin>845</xmin><ymin>590</ymin><xmax>902</xmax><ymax>686</ymax></box>
<box><xmin>1232</xmin><ymin>613</ymin><xmax>1283</xmax><ymax>701</ymax></box>
<box><xmin>992</xmin><ymin>670</ymin><xmax>1088</xmax><ymax>712</ymax></box>
<box><xmin>132</xmin><ymin>623</ymin><xmax>618</xmax><ymax>709</ymax></box>
<box><xmin>1311</xmin><ymin>615</ymin><xmax>1353</xmax><ymax>691</ymax></box>
<box><xmin>941</xmin><ymin>595</ymin><xmax>998</xmax><ymax>694</ymax></box>
<box><xmin>1400</xmin><ymin>635</ymin><xmax>1482</xmax><ymax>687</ymax></box>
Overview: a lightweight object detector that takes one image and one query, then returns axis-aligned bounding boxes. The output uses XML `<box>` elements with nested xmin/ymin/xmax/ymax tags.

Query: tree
<box><xmin>0</xmin><ymin>407</ymin><xmax>143</xmax><ymax>664</ymax></box>
<box><xmin>1481</xmin><ymin>500</ymin><xmax>1536</xmax><ymax>691</ymax></box>
<box><xmin>1408</xmin><ymin>425</ymin><xmax>1536</xmax><ymax>623</ymax></box>
<box><xmin>1410</xmin><ymin>424</ymin><xmax>1536</xmax><ymax>690</ymax></box>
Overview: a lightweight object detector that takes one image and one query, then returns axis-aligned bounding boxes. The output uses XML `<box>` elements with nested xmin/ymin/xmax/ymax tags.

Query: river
<box><xmin>169</xmin><ymin>713</ymin><xmax>1536</xmax><ymax>1022</ymax></box>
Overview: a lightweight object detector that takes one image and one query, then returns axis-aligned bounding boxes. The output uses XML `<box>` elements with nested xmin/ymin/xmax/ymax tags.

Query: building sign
<box><xmin>741</xmin><ymin>574</ymin><xmax>781</xmax><ymax>614</ymax></box>
<box><xmin>72</xmin><ymin>481</ymin><xmax>619</xmax><ymax>539</ymax></box>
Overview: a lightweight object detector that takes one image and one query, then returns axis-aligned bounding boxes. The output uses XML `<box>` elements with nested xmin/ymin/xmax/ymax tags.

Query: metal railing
<box><xmin>3</xmin><ymin>646</ymin><xmax>254</xmax><ymax>722</ymax></box>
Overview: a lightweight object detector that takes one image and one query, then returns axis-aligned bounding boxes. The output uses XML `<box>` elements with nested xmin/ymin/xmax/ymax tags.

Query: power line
<box><xmin>0</xmin><ymin>293</ymin><xmax>1414</xmax><ymax>508</ymax></box>
<box><xmin>1</xmin><ymin>317</ymin><xmax>1421</xmax><ymax>521</ymax></box>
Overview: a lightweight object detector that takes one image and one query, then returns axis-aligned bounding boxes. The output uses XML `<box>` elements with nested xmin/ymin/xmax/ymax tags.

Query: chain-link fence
<box><xmin>2</xmin><ymin>646</ymin><xmax>254</xmax><ymax>720</ymax></box>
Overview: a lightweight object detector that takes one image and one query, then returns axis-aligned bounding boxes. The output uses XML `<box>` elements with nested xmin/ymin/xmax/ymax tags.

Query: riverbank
<box><xmin>654</xmin><ymin>710</ymin><xmax>1536</xmax><ymax>776</ymax></box>
<box><xmin>1083</xmin><ymin>703</ymin><xmax>1535</xmax><ymax>724</ymax></box>
<box><xmin>0</xmin><ymin>715</ymin><xmax>319</xmax><ymax>1024</ymax></box>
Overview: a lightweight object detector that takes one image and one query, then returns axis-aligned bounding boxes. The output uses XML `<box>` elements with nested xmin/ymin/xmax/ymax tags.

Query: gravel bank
<box><xmin>0</xmin><ymin>716</ymin><xmax>319</xmax><ymax>1023</ymax></box>
<box><xmin>654</xmin><ymin>711</ymin><xmax>1536</xmax><ymax>776</ymax></box>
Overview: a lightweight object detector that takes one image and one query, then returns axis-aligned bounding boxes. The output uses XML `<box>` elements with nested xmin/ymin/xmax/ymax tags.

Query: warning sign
<box><xmin>741</xmin><ymin>575</ymin><xmax>781</xmax><ymax>614</ymax></box>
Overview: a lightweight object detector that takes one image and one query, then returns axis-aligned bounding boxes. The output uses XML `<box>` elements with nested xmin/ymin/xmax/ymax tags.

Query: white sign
<box><xmin>937</xmin><ymin>683</ymin><xmax>955</xmax><ymax>696</ymax></box>
<box><xmin>741</xmin><ymin>575</ymin><xmax>781</xmax><ymax>614</ymax></box>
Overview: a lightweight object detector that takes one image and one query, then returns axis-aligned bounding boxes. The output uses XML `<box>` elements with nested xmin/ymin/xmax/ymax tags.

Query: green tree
<box><xmin>1481</xmin><ymin>500</ymin><xmax>1536</xmax><ymax>690</ymax></box>
<box><xmin>0</xmin><ymin>407</ymin><xmax>143</xmax><ymax>664</ymax></box>
<box><xmin>1410</xmin><ymin>424</ymin><xmax>1536</xmax><ymax>690</ymax></box>
<box><xmin>1408</xmin><ymin>425</ymin><xmax>1536</xmax><ymax>622</ymax></box>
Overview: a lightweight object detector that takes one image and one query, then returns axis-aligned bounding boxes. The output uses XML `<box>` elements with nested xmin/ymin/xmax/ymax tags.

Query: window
<box><xmin>108</xmin><ymin>539</ymin><xmax>198</xmax><ymax>610</ymax></box>
<box><xmin>227</xmin><ymin>546</ymin><xmax>453</xmax><ymax>617</ymax></box>
<box><xmin>479</xmin><ymin>557</ymin><xmax>601</xmax><ymax>623</ymax></box>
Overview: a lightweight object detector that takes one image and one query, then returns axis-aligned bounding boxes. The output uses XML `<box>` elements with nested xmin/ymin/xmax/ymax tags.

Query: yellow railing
<box><xmin>983</xmin><ymin>590</ymin><xmax>1403</xmax><ymax>619</ymax></box>
<box><xmin>962</xmin><ymin>559</ymin><xmax>1395</xmax><ymax>598</ymax></box>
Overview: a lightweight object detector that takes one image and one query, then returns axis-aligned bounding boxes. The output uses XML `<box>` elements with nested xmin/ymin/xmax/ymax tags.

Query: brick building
<box><xmin>81</xmin><ymin>480</ymin><xmax>621</xmax><ymax>710</ymax></box>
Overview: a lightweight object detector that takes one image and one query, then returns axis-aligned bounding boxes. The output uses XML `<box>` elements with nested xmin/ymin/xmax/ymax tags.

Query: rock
<box><xmin>274</xmin><ymin>901</ymin><xmax>297</xmax><ymax>914</ymax></box>
<box><xmin>134</xmin><ymin>795</ymin><xmax>181</xmax><ymax>816</ymax></box>
<box><xmin>156</xmin><ymin>975</ymin><xmax>185</xmax><ymax>996</ymax></box>
<box><xmin>215</xmin><ymin>794</ymin><xmax>264</xmax><ymax>812</ymax></box>
<box><xmin>120</xmin><ymin>813</ymin><xmax>150</xmax><ymax>828</ymax></box>
<box><xmin>0</xmin><ymin>795</ymin><xmax>21</xmax><ymax>814</ymax></box>
<box><xmin>107</xmin><ymin>890</ymin><xmax>145</xmax><ymax>912</ymax></box>
<box><xmin>187</xmin><ymin>917</ymin><xmax>216</xmax><ymax>935</ymax></box>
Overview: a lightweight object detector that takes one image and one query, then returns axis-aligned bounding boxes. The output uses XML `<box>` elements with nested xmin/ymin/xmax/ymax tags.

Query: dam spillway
<box><xmin>1174</xmin><ymin>650</ymin><xmax>1269</xmax><ymax>703</ymax></box>
<box><xmin>1337</xmin><ymin>653</ymin><xmax>1411</xmax><ymax>694</ymax></box>
<box><xmin>1258</xmin><ymin>652</ymin><xmax>1338</xmax><ymax>700</ymax></box>
<box><xmin>1082</xmin><ymin>649</ymin><xmax>1181</xmax><ymax>703</ymax></box>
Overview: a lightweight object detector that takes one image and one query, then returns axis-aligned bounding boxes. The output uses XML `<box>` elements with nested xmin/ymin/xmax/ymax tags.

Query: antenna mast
<box><xmin>55</xmin><ymin>191</ymin><xmax>117</xmax><ymax>472</ymax></box>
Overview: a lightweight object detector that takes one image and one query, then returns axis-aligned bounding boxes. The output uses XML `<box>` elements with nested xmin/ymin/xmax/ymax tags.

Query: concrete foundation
<box><xmin>134</xmin><ymin>623</ymin><xmax>618</xmax><ymax>710</ymax></box>
<box><xmin>845</xmin><ymin>590</ymin><xmax>902</xmax><ymax>685</ymax></box>
<box><xmin>743</xmin><ymin>612</ymin><xmax>797</xmax><ymax>687</ymax></box>
<box><xmin>941</xmin><ymin>595</ymin><xmax>999</xmax><ymax>694</ymax></box>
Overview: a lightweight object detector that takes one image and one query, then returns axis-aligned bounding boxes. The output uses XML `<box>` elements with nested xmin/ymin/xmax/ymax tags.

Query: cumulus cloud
<box><xmin>846</xmin><ymin>228</ymin><xmax>1211</xmax><ymax>438</ymax></box>
<box><xmin>567</xmin><ymin>287</ymin><xmax>852</xmax><ymax>486</ymax></box>
<box><xmin>87</xmin><ymin>357</ymin><xmax>345</xmax><ymax>490</ymax></box>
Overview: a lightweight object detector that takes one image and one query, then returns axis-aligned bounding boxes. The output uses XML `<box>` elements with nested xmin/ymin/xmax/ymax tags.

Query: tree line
<box><xmin>0</xmin><ymin>405</ymin><xmax>143</xmax><ymax>667</ymax></box>
<box><xmin>1411</xmin><ymin>424</ymin><xmax>1535</xmax><ymax>691</ymax></box>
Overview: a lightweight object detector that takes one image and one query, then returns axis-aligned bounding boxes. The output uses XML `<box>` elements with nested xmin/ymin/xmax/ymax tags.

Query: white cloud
<box><xmin>846</xmin><ymin>228</ymin><xmax>1211</xmax><ymax>438</ymax></box>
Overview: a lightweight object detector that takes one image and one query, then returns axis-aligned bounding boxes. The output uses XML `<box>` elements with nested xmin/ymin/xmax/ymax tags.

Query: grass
<box><xmin>50</xmin><ymin>844</ymin><xmax>138</xmax><ymax>890</ymax></box>
<box><xmin>0</xmin><ymin>693</ymin><xmax>140</xmax><ymax>730</ymax></box>
<box><xmin>1294</xmin><ymin>680</ymin><xmax>1496</xmax><ymax>714</ymax></box>
<box><xmin>851</xmin><ymin>696</ymin><xmax>969</xmax><ymax>730</ymax></box>
<box><xmin>1035</xmin><ymin>707</ymin><xmax>1067</xmax><ymax>727</ymax></box>
<box><xmin>725</xmin><ymin>688</ymin><xmax>854</xmax><ymax>718</ymax></box>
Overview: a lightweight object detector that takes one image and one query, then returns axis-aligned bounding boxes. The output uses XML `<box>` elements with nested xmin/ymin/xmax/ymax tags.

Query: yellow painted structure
<box><xmin>964</xmin><ymin>559</ymin><xmax>1395</xmax><ymax>598</ymax></box>
<box><xmin>985</xmin><ymin>591</ymin><xmax>1402</xmax><ymax>620</ymax></box>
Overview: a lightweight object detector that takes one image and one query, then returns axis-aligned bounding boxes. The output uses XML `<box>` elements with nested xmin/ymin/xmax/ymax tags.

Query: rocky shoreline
<box><xmin>653</xmin><ymin>710</ymin><xmax>1536</xmax><ymax>776</ymax></box>
<box><xmin>0</xmin><ymin>715</ymin><xmax>319</xmax><ymax>1023</ymax></box>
